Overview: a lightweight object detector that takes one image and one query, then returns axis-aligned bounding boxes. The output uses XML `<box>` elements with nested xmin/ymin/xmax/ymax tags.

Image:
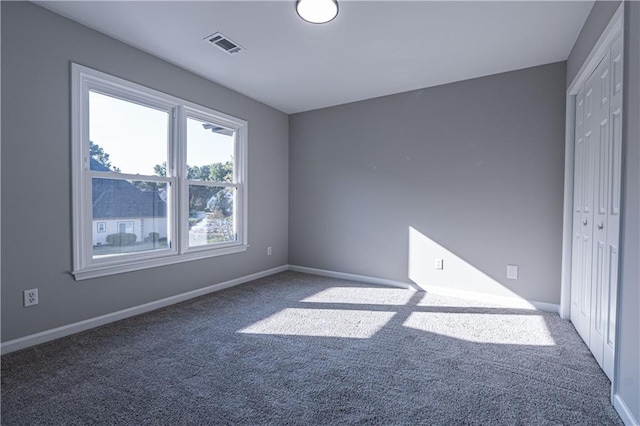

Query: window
<box><xmin>72</xmin><ymin>64</ymin><xmax>248</xmax><ymax>280</ymax></box>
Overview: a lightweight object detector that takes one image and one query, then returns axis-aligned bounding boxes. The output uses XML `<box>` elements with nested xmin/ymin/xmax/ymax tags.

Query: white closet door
<box><xmin>589</xmin><ymin>49</ymin><xmax>611</xmax><ymax>369</ymax></box>
<box><xmin>570</xmin><ymin>35</ymin><xmax>623</xmax><ymax>381</ymax></box>
<box><xmin>603</xmin><ymin>34</ymin><xmax>624</xmax><ymax>379</ymax></box>
<box><xmin>572</xmin><ymin>66</ymin><xmax>599</xmax><ymax>345</ymax></box>
<box><xmin>571</xmin><ymin>86</ymin><xmax>590</xmax><ymax>342</ymax></box>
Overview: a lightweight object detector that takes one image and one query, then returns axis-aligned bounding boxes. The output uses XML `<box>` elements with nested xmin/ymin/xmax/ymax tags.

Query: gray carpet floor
<box><xmin>1</xmin><ymin>271</ymin><xmax>622</xmax><ymax>425</ymax></box>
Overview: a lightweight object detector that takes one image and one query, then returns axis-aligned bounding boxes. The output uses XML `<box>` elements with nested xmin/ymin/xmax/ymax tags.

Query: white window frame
<box><xmin>180</xmin><ymin>107</ymin><xmax>245</xmax><ymax>254</ymax></box>
<box><xmin>71</xmin><ymin>64</ymin><xmax>248</xmax><ymax>280</ymax></box>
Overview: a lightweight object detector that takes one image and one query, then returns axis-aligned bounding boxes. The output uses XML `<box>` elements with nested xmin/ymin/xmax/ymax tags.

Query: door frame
<box><xmin>561</xmin><ymin>2</ymin><xmax>624</xmax><ymax>320</ymax></box>
<box><xmin>560</xmin><ymin>0</ymin><xmax>624</xmax><ymax>403</ymax></box>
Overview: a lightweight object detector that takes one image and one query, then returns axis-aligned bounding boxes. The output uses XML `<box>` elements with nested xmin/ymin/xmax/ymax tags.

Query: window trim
<box><xmin>180</xmin><ymin>106</ymin><xmax>245</xmax><ymax>255</ymax></box>
<box><xmin>71</xmin><ymin>63</ymin><xmax>248</xmax><ymax>280</ymax></box>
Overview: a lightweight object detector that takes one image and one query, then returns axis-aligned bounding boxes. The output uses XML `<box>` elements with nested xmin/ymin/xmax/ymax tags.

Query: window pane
<box><xmin>188</xmin><ymin>185</ymin><xmax>236</xmax><ymax>247</ymax></box>
<box><xmin>92</xmin><ymin>178</ymin><xmax>169</xmax><ymax>258</ymax></box>
<box><xmin>89</xmin><ymin>91</ymin><xmax>168</xmax><ymax>175</ymax></box>
<box><xmin>186</xmin><ymin>117</ymin><xmax>234</xmax><ymax>182</ymax></box>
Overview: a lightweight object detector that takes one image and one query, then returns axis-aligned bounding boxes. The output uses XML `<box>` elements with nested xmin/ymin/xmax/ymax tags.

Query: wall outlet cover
<box><xmin>24</xmin><ymin>288</ymin><xmax>39</xmax><ymax>307</ymax></box>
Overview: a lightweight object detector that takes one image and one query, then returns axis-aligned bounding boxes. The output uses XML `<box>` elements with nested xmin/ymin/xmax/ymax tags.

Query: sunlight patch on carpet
<box><xmin>301</xmin><ymin>287</ymin><xmax>414</xmax><ymax>305</ymax></box>
<box><xmin>238</xmin><ymin>308</ymin><xmax>395</xmax><ymax>338</ymax></box>
<box><xmin>403</xmin><ymin>313</ymin><xmax>556</xmax><ymax>346</ymax></box>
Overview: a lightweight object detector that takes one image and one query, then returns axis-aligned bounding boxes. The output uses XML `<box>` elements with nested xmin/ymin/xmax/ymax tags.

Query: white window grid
<box><xmin>71</xmin><ymin>64</ymin><xmax>248</xmax><ymax>280</ymax></box>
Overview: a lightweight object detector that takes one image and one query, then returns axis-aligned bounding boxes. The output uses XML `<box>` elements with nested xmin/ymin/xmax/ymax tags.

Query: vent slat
<box><xmin>204</xmin><ymin>32</ymin><xmax>243</xmax><ymax>55</ymax></box>
<box><xmin>215</xmin><ymin>39</ymin><xmax>237</xmax><ymax>51</ymax></box>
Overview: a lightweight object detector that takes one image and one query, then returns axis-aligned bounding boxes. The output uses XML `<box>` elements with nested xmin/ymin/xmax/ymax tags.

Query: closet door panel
<box><xmin>571</xmin><ymin>87</ymin><xmax>590</xmax><ymax>341</ymax></box>
<box><xmin>589</xmin><ymin>51</ymin><xmax>611</xmax><ymax>368</ymax></box>
<box><xmin>570</xmin><ymin>36</ymin><xmax>622</xmax><ymax>381</ymax></box>
<box><xmin>603</xmin><ymin>34</ymin><xmax>623</xmax><ymax>379</ymax></box>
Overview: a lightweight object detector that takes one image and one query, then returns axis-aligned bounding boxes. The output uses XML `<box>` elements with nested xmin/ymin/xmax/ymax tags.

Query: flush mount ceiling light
<box><xmin>296</xmin><ymin>0</ymin><xmax>339</xmax><ymax>24</ymax></box>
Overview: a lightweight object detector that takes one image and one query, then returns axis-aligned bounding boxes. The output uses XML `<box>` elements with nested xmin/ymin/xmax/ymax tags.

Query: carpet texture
<box><xmin>1</xmin><ymin>272</ymin><xmax>622</xmax><ymax>425</ymax></box>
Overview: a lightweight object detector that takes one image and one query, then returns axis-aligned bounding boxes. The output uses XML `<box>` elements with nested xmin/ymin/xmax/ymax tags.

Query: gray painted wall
<box><xmin>1</xmin><ymin>2</ymin><xmax>289</xmax><ymax>342</ymax></box>
<box><xmin>617</xmin><ymin>2</ymin><xmax>640</xmax><ymax>421</ymax></box>
<box><xmin>290</xmin><ymin>62</ymin><xmax>566</xmax><ymax>305</ymax></box>
<box><xmin>567</xmin><ymin>0</ymin><xmax>621</xmax><ymax>87</ymax></box>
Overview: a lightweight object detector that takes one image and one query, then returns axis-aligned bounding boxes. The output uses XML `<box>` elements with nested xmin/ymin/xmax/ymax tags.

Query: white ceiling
<box><xmin>37</xmin><ymin>1</ymin><xmax>594</xmax><ymax>114</ymax></box>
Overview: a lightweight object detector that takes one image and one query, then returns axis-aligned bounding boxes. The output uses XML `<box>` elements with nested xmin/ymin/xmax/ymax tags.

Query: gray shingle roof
<box><xmin>91</xmin><ymin>158</ymin><xmax>167</xmax><ymax>219</ymax></box>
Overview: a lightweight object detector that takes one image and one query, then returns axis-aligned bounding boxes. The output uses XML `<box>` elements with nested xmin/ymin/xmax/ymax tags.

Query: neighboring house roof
<box><xmin>91</xmin><ymin>158</ymin><xmax>167</xmax><ymax>220</ymax></box>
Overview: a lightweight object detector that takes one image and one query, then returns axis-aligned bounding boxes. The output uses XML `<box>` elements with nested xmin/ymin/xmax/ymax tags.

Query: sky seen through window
<box><xmin>89</xmin><ymin>91</ymin><xmax>234</xmax><ymax>176</ymax></box>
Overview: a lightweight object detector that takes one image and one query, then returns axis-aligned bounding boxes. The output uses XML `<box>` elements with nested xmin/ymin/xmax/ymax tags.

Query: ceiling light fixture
<box><xmin>296</xmin><ymin>0</ymin><xmax>339</xmax><ymax>24</ymax></box>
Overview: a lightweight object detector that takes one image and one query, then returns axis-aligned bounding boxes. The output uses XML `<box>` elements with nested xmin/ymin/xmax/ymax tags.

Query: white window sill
<box><xmin>72</xmin><ymin>244</ymin><xmax>249</xmax><ymax>281</ymax></box>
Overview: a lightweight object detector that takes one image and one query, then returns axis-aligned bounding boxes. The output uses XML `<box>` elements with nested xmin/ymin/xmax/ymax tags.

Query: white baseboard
<box><xmin>419</xmin><ymin>284</ymin><xmax>560</xmax><ymax>313</ymax></box>
<box><xmin>612</xmin><ymin>394</ymin><xmax>640</xmax><ymax>426</ymax></box>
<box><xmin>614</xmin><ymin>393</ymin><xmax>640</xmax><ymax>426</ymax></box>
<box><xmin>288</xmin><ymin>265</ymin><xmax>418</xmax><ymax>290</ymax></box>
<box><xmin>288</xmin><ymin>264</ymin><xmax>560</xmax><ymax>313</ymax></box>
<box><xmin>0</xmin><ymin>263</ymin><xmax>561</xmax><ymax>355</ymax></box>
<box><xmin>0</xmin><ymin>265</ymin><xmax>288</xmax><ymax>355</ymax></box>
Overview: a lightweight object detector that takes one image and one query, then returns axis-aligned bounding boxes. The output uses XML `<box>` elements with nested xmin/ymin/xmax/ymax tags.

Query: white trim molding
<box><xmin>561</xmin><ymin>2</ymin><xmax>624</xmax><ymax>320</ymax></box>
<box><xmin>288</xmin><ymin>265</ymin><xmax>418</xmax><ymax>290</ymax></box>
<box><xmin>561</xmin><ymin>2</ymin><xmax>625</xmax><ymax>319</ymax></box>
<box><xmin>2</xmin><ymin>264</ymin><xmax>562</xmax><ymax>355</ymax></box>
<box><xmin>71</xmin><ymin>63</ymin><xmax>249</xmax><ymax>280</ymax></box>
<box><xmin>288</xmin><ymin>265</ymin><xmax>560</xmax><ymax>313</ymax></box>
<box><xmin>560</xmin><ymin>4</ymin><xmax>631</xmax><ymax>422</ymax></box>
<box><xmin>613</xmin><ymin>393</ymin><xmax>640</xmax><ymax>426</ymax></box>
<box><xmin>568</xmin><ymin>4</ymin><xmax>625</xmax><ymax>95</ymax></box>
<box><xmin>0</xmin><ymin>265</ymin><xmax>288</xmax><ymax>355</ymax></box>
<box><xmin>418</xmin><ymin>284</ymin><xmax>559</xmax><ymax>313</ymax></box>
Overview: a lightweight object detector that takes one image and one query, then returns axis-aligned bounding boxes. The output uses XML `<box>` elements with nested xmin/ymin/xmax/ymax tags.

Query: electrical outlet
<box><xmin>267</xmin><ymin>246</ymin><xmax>272</xmax><ymax>256</ymax></box>
<box><xmin>24</xmin><ymin>288</ymin><xmax>39</xmax><ymax>307</ymax></box>
<box><xmin>435</xmin><ymin>258</ymin><xmax>444</xmax><ymax>270</ymax></box>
